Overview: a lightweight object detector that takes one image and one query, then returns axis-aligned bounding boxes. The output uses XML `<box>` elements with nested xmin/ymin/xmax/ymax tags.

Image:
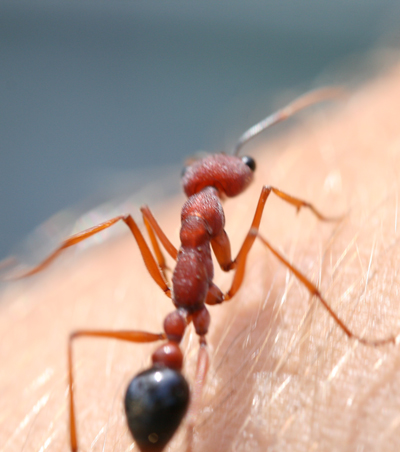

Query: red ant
<box><xmin>12</xmin><ymin>87</ymin><xmax>398</xmax><ymax>452</ymax></box>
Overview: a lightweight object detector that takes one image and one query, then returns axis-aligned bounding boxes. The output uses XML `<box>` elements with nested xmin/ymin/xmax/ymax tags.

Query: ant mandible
<box><xmin>13</xmin><ymin>87</ymin><xmax>399</xmax><ymax>452</ymax></box>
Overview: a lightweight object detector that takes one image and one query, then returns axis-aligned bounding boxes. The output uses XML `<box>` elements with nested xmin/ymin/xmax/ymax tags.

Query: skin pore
<box><xmin>2</xmin><ymin>64</ymin><xmax>400</xmax><ymax>452</ymax></box>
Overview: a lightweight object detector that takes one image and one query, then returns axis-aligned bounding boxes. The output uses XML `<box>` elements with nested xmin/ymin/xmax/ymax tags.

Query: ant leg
<box><xmin>186</xmin><ymin>336</ymin><xmax>209</xmax><ymax>452</ymax></box>
<box><xmin>217</xmin><ymin>185</ymin><xmax>339</xmax><ymax>300</ymax></box>
<box><xmin>141</xmin><ymin>206</ymin><xmax>178</xmax><ymax>261</ymax></box>
<box><xmin>68</xmin><ymin>329</ymin><xmax>166</xmax><ymax>452</ymax></box>
<box><xmin>253</xmin><ymin>230</ymin><xmax>399</xmax><ymax>347</ymax></box>
<box><xmin>210</xmin><ymin>230</ymin><xmax>233</xmax><ymax>272</ymax></box>
<box><xmin>267</xmin><ymin>186</ymin><xmax>342</xmax><ymax>221</ymax></box>
<box><xmin>211</xmin><ymin>186</ymin><xmax>272</xmax><ymax>274</ymax></box>
<box><xmin>141</xmin><ymin>206</ymin><xmax>178</xmax><ymax>280</ymax></box>
<box><xmin>10</xmin><ymin>215</ymin><xmax>171</xmax><ymax>297</ymax></box>
<box><xmin>221</xmin><ymin>186</ymin><xmax>271</xmax><ymax>299</ymax></box>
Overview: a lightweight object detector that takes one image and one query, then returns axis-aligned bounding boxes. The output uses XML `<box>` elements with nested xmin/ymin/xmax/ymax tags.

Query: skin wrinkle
<box><xmin>2</xmin><ymin>65</ymin><xmax>400</xmax><ymax>452</ymax></box>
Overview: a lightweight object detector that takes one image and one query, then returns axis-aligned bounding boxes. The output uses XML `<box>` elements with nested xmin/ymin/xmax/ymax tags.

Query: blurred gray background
<box><xmin>1</xmin><ymin>0</ymin><xmax>400</xmax><ymax>259</ymax></box>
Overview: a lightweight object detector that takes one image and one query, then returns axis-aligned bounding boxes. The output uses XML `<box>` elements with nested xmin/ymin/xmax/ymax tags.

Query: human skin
<box><xmin>2</xmin><ymin>65</ymin><xmax>400</xmax><ymax>452</ymax></box>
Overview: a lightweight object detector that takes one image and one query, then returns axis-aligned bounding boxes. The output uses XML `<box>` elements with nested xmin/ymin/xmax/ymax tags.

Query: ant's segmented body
<box><xmin>13</xmin><ymin>87</ymin><xmax>398</xmax><ymax>452</ymax></box>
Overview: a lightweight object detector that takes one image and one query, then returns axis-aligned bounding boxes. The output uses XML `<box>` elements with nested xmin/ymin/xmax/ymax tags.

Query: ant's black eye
<box><xmin>241</xmin><ymin>156</ymin><xmax>256</xmax><ymax>172</ymax></box>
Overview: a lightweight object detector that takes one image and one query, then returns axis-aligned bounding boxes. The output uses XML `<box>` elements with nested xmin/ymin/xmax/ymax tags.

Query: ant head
<box><xmin>181</xmin><ymin>153</ymin><xmax>255</xmax><ymax>198</ymax></box>
<box><xmin>181</xmin><ymin>87</ymin><xmax>341</xmax><ymax>199</ymax></box>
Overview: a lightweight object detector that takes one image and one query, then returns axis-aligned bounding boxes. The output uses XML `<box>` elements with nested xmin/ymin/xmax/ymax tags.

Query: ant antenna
<box><xmin>233</xmin><ymin>87</ymin><xmax>345</xmax><ymax>156</ymax></box>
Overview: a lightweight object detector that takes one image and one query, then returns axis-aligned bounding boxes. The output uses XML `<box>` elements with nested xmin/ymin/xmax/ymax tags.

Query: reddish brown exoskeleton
<box><xmin>12</xmin><ymin>88</ymin><xmax>399</xmax><ymax>452</ymax></box>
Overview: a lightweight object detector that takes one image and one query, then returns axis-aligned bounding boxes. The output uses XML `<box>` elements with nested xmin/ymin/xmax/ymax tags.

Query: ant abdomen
<box><xmin>124</xmin><ymin>366</ymin><xmax>190</xmax><ymax>452</ymax></box>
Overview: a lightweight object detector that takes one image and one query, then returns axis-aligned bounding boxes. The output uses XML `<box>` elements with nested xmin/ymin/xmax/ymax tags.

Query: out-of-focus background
<box><xmin>1</xmin><ymin>0</ymin><xmax>400</xmax><ymax>259</ymax></box>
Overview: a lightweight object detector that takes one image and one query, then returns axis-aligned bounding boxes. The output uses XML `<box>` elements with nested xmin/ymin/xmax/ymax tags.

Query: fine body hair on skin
<box><xmin>2</xmin><ymin>65</ymin><xmax>400</xmax><ymax>452</ymax></box>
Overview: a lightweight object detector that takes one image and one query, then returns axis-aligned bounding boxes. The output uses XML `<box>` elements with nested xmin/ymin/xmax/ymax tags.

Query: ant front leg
<box><xmin>214</xmin><ymin>185</ymin><xmax>340</xmax><ymax>300</ymax></box>
<box><xmin>141</xmin><ymin>205</ymin><xmax>178</xmax><ymax>281</ymax></box>
<box><xmin>252</xmin><ymin>230</ymin><xmax>399</xmax><ymax>347</ymax></box>
<box><xmin>68</xmin><ymin>330</ymin><xmax>166</xmax><ymax>452</ymax></box>
<box><xmin>9</xmin><ymin>214</ymin><xmax>172</xmax><ymax>297</ymax></box>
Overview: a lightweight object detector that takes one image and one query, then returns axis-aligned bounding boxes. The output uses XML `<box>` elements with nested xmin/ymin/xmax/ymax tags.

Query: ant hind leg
<box><xmin>68</xmin><ymin>330</ymin><xmax>166</xmax><ymax>452</ymax></box>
